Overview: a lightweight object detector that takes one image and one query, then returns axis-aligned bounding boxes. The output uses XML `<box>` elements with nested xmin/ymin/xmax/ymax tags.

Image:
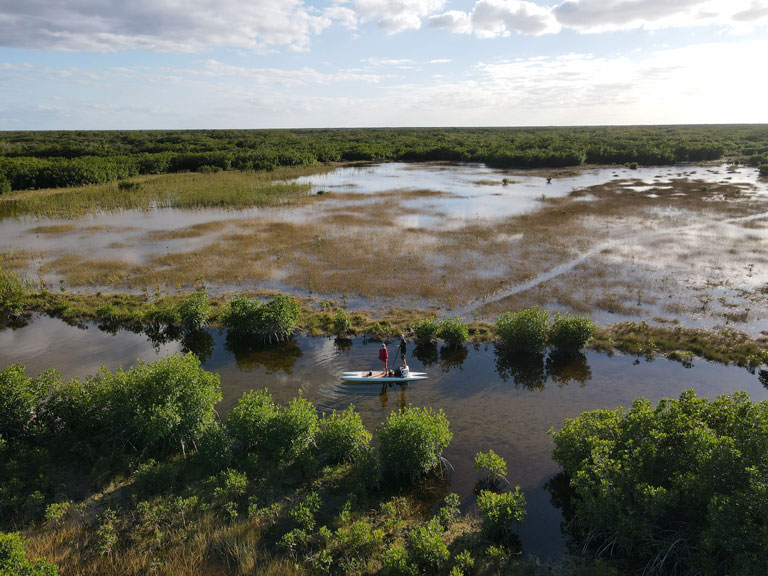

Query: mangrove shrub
<box><xmin>227</xmin><ymin>389</ymin><xmax>318</xmax><ymax>461</ymax></box>
<box><xmin>412</xmin><ymin>318</ymin><xmax>439</xmax><ymax>344</ymax></box>
<box><xmin>548</xmin><ymin>313</ymin><xmax>595</xmax><ymax>354</ymax></box>
<box><xmin>177</xmin><ymin>291</ymin><xmax>211</xmax><ymax>332</ymax></box>
<box><xmin>317</xmin><ymin>406</ymin><xmax>372</xmax><ymax>463</ymax></box>
<box><xmin>222</xmin><ymin>294</ymin><xmax>300</xmax><ymax>342</ymax></box>
<box><xmin>378</xmin><ymin>407</ymin><xmax>452</xmax><ymax>479</ymax></box>
<box><xmin>476</xmin><ymin>488</ymin><xmax>527</xmax><ymax>541</ymax></box>
<box><xmin>437</xmin><ymin>318</ymin><xmax>469</xmax><ymax>349</ymax></box>
<box><xmin>91</xmin><ymin>353</ymin><xmax>222</xmax><ymax>454</ymax></box>
<box><xmin>550</xmin><ymin>390</ymin><xmax>768</xmax><ymax>574</ymax></box>
<box><xmin>496</xmin><ymin>308</ymin><xmax>549</xmax><ymax>353</ymax></box>
<box><xmin>0</xmin><ymin>532</ymin><xmax>59</xmax><ymax>575</ymax></box>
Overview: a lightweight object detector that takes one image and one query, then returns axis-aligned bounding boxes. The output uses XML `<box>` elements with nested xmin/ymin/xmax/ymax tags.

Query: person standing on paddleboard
<box><xmin>379</xmin><ymin>343</ymin><xmax>389</xmax><ymax>375</ymax></box>
<box><xmin>399</xmin><ymin>334</ymin><xmax>407</xmax><ymax>367</ymax></box>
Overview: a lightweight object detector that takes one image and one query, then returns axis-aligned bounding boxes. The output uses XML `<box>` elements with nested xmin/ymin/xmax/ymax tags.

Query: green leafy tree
<box><xmin>412</xmin><ymin>318</ymin><xmax>439</xmax><ymax>344</ymax></box>
<box><xmin>0</xmin><ymin>532</ymin><xmax>59</xmax><ymax>575</ymax></box>
<box><xmin>476</xmin><ymin>488</ymin><xmax>527</xmax><ymax>541</ymax></box>
<box><xmin>496</xmin><ymin>308</ymin><xmax>549</xmax><ymax>353</ymax></box>
<box><xmin>438</xmin><ymin>318</ymin><xmax>469</xmax><ymax>349</ymax></box>
<box><xmin>92</xmin><ymin>353</ymin><xmax>222</xmax><ymax>454</ymax></box>
<box><xmin>548</xmin><ymin>313</ymin><xmax>595</xmax><ymax>354</ymax></box>
<box><xmin>378</xmin><ymin>406</ymin><xmax>452</xmax><ymax>479</ymax></box>
<box><xmin>177</xmin><ymin>291</ymin><xmax>211</xmax><ymax>332</ymax></box>
<box><xmin>317</xmin><ymin>405</ymin><xmax>372</xmax><ymax>463</ymax></box>
<box><xmin>549</xmin><ymin>389</ymin><xmax>768</xmax><ymax>574</ymax></box>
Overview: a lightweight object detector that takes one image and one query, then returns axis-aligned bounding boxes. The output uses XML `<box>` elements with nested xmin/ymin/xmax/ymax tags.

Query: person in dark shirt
<box><xmin>399</xmin><ymin>333</ymin><xmax>407</xmax><ymax>367</ymax></box>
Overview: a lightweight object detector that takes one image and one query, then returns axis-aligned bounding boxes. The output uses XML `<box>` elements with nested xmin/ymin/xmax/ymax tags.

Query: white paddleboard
<box><xmin>341</xmin><ymin>371</ymin><xmax>428</xmax><ymax>382</ymax></box>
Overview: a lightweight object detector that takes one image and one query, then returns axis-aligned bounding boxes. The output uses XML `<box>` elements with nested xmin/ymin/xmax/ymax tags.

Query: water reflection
<box><xmin>495</xmin><ymin>347</ymin><xmax>593</xmax><ymax>390</ymax></box>
<box><xmin>224</xmin><ymin>334</ymin><xmax>303</xmax><ymax>374</ymax></box>
<box><xmin>181</xmin><ymin>330</ymin><xmax>215</xmax><ymax>363</ymax></box>
<box><xmin>333</xmin><ymin>336</ymin><xmax>353</xmax><ymax>355</ymax></box>
<box><xmin>412</xmin><ymin>342</ymin><xmax>468</xmax><ymax>373</ymax></box>
<box><xmin>378</xmin><ymin>382</ymin><xmax>409</xmax><ymax>411</ymax></box>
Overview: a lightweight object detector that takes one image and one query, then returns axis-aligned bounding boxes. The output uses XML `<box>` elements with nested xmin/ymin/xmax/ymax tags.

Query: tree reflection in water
<box><xmin>413</xmin><ymin>342</ymin><xmax>439</xmax><ymax>367</ymax></box>
<box><xmin>224</xmin><ymin>333</ymin><xmax>302</xmax><ymax>374</ymax></box>
<box><xmin>494</xmin><ymin>345</ymin><xmax>592</xmax><ymax>390</ymax></box>
<box><xmin>413</xmin><ymin>342</ymin><xmax>468</xmax><ymax>373</ymax></box>
<box><xmin>181</xmin><ymin>330</ymin><xmax>215</xmax><ymax>363</ymax></box>
<box><xmin>546</xmin><ymin>352</ymin><xmax>592</xmax><ymax>388</ymax></box>
<box><xmin>333</xmin><ymin>336</ymin><xmax>353</xmax><ymax>355</ymax></box>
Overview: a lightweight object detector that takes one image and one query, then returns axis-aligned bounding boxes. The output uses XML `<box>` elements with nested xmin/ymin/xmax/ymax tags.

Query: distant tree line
<box><xmin>1</xmin><ymin>125</ymin><xmax>767</xmax><ymax>192</ymax></box>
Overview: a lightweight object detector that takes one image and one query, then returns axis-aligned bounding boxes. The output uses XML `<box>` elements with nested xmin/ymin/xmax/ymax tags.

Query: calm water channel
<box><xmin>2</xmin><ymin>315</ymin><xmax>766</xmax><ymax>560</ymax></box>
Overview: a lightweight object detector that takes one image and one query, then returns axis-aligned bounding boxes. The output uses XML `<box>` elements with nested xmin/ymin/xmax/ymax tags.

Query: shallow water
<box><xmin>2</xmin><ymin>315</ymin><xmax>765</xmax><ymax>561</ymax></box>
<box><xmin>2</xmin><ymin>162</ymin><xmax>764</xmax><ymax>268</ymax></box>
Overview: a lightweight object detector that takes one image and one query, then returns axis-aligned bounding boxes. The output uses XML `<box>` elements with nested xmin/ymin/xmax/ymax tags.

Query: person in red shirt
<box><xmin>379</xmin><ymin>343</ymin><xmax>389</xmax><ymax>375</ymax></box>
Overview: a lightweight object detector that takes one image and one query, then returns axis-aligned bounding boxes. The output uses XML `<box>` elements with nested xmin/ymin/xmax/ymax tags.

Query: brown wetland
<box><xmin>2</xmin><ymin>161</ymin><xmax>768</xmax><ymax>560</ymax></box>
<box><xmin>2</xmin><ymin>315</ymin><xmax>767</xmax><ymax>560</ymax></box>
<box><xmin>2</xmin><ymin>162</ymin><xmax>767</xmax><ymax>332</ymax></box>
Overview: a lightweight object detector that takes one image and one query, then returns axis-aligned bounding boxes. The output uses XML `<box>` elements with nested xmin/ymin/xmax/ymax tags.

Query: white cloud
<box><xmin>430</xmin><ymin>0</ymin><xmax>768</xmax><ymax>37</ymax></box>
<box><xmin>340</xmin><ymin>0</ymin><xmax>447</xmax><ymax>33</ymax></box>
<box><xmin>553</xmin><ymin>0</ymin><xmax>768</xmax><ymax>33</ymax></box>
<box><xmin>428</xmin><ymin>10</ymin><xmax>473</xmax><ymax>33</ymax></box>
<box><xmin>430</xmin><ymin>0</ymin><xmax>561</xmax><ymax>37</ymax></box>
<box><xmin>0</xmin><ymin>0</ymin><xmax>336</xmax><ymax>52</ymax></box>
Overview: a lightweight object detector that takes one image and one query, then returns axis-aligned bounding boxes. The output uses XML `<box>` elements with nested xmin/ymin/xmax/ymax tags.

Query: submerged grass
<box><xmin>0</xmin><ymin>165</ymin><xmax>331</xmax><ymax>218</ymax></box>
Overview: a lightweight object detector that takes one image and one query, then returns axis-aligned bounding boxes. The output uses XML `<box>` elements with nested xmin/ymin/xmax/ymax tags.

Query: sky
<box><xmin>1</xmin><ymin>0</ymin><xmax>767</xmax><ymax>129</ymax></box>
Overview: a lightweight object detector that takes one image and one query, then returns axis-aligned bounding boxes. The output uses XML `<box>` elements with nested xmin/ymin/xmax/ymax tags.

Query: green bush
<box><xmin>408</xmin><ymin>517</ymin><xmax>450</xmax><ymax>571</ymax></box>
<box><xmin>177</xmin><ymin>291</ymin><xmax>211</xmax><ymax>332</ymax></box>
<box><xmin>117</xmin><ymin>180</ymin><xmax>142</xmax><ymax>191</ymax></box>
<box><xmin>436</xmin><ymin>493</ymin><xmax>461</xmax><ymax>527</ymax></box>
<box><xmin>0</xmin><ymin>364</ymin><xmax>36</xmax><ymax>441</ymax></box>
<box><xmin>143</xmin><ymin>304</ymin><xmax>180</xmax><ymax>327</ymax></box>
<box><xmin>348</xmin><ymin>447</ymin><xmax>381</xmax><ymax>493</ymax></box>
<box><xmin>317</xmin><ymin>406</ymin><xmax>372</xmax><ymax>463</ymax></box>
<box><xmin>0</xmin><ymin>269</ymin><xmax>33</xmax><ymax>314</ymax></box>
<box><xmin>412</xmin><ymin>318</ymin><xmax>439</xmax><ymax>343</ymax></box>
<box><xmin>759</xmin><ymin>163</ymin><xmax>768</xmax><ymax>177</ymax></box>
<box><xmin>258</xmin><ymin>294</ymin><xmax>301</xmax><ymax>342</ymax></box>
<box><xmin>0</xmin><ymin>532</ymin><xmax>59</xmax><ymax>575</ymax></box>
<box><xmin>93</xmin><ymin>353</ymin><xmax>222</xmax><ymax>454</ymax></box>
<box><xmin>548</xmin><ymin>313</ymin><xmax>595</xmax><ymax>354</ymax></box>
<box><xmin>550</xmin><ymin>389</ymin><xmax>768</xmax><ymax>574</ymax></box>
<box><xmin>332</xmin><ymin>308</ymin><xmax>352</xmax><ymax>337</ymax></box>
<box><xmin>474</xmin><ymin>450</ymin><xmax>507</xmax><ymax>480</ymax></box>
<box><xmin>271</xmin><ymin>394</ymin><xmax>319</xmax><ymax>461</ymax></box>
<box><xmin>226</xmin><ymin>388</ymin><xmax>277</xmax><ymax>451</ymax></box>
<box><xmin>496</xmin><ymin>308</ymin><xmax>549</xmax><ymax>353</ymax></box>
<box><xmin>227</xmin><ymin>390</ymin><xmax>318</xmax><ymax>461</ymax></box>
<box><xmin>477</xmin><ymin>488</ymin><xmax>527</xmax><ymax>541</ymax></box>
<box><xmin>378</xmin><ymin>406</ymin><xmax>452</xmax><ymax>479</ymax></box>
<box><xmin>221</xmin><ymin>296</ymin><xmax>261</xmax><ymax>334</ymax></box>
<box><xmin>222</xmin><ymin>294</ymin><xmax>300</xmax><ymax>341</ymax></box>
<box><xmin>195</xmin><ymin>421</ymin><xmax>233</xmax><ymax>472</ymax></box>
<box><xmin>383</xmin><ymin>544</ymin><xmax>417</xmax><ymax>576</ymax></box>
<box><xmin>0</xmin><ymin>174</ymin><xmax>11</xmax><ymax>195</ymax></box>
<box><xmin>438</xmin><ymin>318</ymin><xmax>469</xmax><ymax>349</ymax></box>
<box><xmin>289</xmin><ymin>492</ymin><xmax>321</xmax><ymax>531</ymax></box>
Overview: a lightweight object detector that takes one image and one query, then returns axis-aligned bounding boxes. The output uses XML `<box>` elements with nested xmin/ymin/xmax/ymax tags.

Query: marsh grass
<box><xmin>0</xmin><ymin>165</ymin><xmax>331</xmax><ymax>218</ymax></box>
<box><xmin>592</xmin><ymin>322</ymin><xmax>768</xmax><ymax>367</ymax></box>
<box><xmin>29</xmin><ymin>224</ymin><xmax>77</xmax><ymax>235</ymax></box>
<box><xmin>7</xmin><ymin>165</ymin><xmax>768</xmax><ymax>328</ymax></box>
<box><xmin>146</xmin><ymin>221</ymin><xmax>228</xmax><ymax>240</ymax></box>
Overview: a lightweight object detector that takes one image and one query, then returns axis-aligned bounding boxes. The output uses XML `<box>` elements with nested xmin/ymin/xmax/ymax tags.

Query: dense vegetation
<box><xmin>550</xmin><ymin>390</ymin><xmax>768</xmax><ymax>575</ymax></box>
<box><xmin>1</xmin><ymin>125</ymin><xmax>767</xmax><ymax>191</ymax></box>
<box><xmin>0</xmin><ymin>355</ymin><xmax>537</xmax><ymax>575</ymax></box>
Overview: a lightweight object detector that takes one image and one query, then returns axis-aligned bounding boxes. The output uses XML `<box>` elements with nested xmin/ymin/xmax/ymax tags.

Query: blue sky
<box><xmin>1</xmin><ymin>0</ymin><xmax>767</xmax><ymax>129</ymax></box>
